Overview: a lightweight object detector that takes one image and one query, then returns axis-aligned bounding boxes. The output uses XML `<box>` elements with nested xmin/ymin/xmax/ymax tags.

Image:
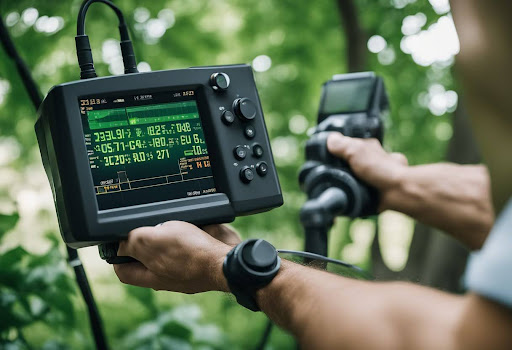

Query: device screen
<box><xmin>79</xmin><ymin>89</ymin><xmax>217</xmax><ymax>210</ymax></box>
<box><xmin>321</xmin><ymin>78</ymin><xmax>374</xmax><ymax>115</ymax></box>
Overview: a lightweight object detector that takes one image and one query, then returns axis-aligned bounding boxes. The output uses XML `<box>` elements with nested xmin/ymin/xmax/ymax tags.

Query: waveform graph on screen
<box><xmin>87</xmin><ymin>108</ymin><xmax>129</xmax><ymax>130</ymax></box>
<box><xmin>126</xmin><ymin>101</ymin><xmax>199</xmax><ymax>126</ymax></box>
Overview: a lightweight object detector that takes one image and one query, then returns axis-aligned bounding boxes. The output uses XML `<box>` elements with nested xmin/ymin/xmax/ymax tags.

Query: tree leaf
<box><xmin>0</xmin><ymin>213</ymin><xmax>19</xmax><ymax>242</ymax></box>
<box><xmin>124</xmin><ymin>285</ymin><xmax>158</xmax><ymax>317</ymax></box>
<box><xmin>161</xmin><ymin>320</ymin><xmax>192</xmax><ymax>341</ymax></box>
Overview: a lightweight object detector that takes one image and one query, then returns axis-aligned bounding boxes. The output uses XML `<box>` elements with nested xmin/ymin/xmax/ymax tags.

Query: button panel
<box><xmin>215</xmin><ymin>89</ymin><xmax>272</xmax><ymax>185</ymax></box>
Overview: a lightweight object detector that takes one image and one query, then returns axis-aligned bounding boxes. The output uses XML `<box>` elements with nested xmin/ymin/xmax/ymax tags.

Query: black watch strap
<box><xmin>223</xmin><ymin>239</ymin><xmax>281</xmax><ymax>312</ymax></box>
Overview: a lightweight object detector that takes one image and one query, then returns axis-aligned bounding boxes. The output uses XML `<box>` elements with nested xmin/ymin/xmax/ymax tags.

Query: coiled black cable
<box><xmin>75</xmin><ymin>0</ymin><xmax>138</xmax><ymax>79</ymax></box>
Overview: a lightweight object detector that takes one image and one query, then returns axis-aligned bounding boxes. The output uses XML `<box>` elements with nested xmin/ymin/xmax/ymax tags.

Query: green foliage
<box><xmin>120</xmin><ymin>305</ymin><xmax>228</xmax><ymax>350</ymax></box>
<box><xmin>0</xmin><ymin>0</ymin><xmax>458</xmax><ymax>348</ymax></box>
<box><xmin>122</xmin><ymin>286</ymin><xmax>229</xmax><ymax>348</ymax></box>
<box><xmin>0</xmin><ymin>215</ymin><xmax>74</xmax><ymax>349</ymax></box>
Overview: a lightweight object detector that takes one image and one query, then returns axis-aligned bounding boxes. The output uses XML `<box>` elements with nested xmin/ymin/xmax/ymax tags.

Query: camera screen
<box><xmin>78</xmin><ymin>89</ymin><xmax>217</xmax><ymax>211</ymax></box>
<box><xmin>321</xmin><ymin>78</ymin><xmax>374</xmax><ymax>115</ymax></box>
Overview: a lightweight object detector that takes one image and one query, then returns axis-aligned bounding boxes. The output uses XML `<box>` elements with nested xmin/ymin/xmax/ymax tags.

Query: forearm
<box><xmin>382</xmin><ymin>163</ymin><xmax>493</xmax><ymax>249</ymax></box>
<box><xmin>254</xmin><ymin>261</ymin><xmax>467</xmax><ymax>349</ymax></box>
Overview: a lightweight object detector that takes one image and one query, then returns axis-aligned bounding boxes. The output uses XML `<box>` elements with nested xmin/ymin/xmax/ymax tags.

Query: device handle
<box><xmin>98</xmin><ymin>242</ymin><xmax>137</xmax><ymax>264</ymax></box>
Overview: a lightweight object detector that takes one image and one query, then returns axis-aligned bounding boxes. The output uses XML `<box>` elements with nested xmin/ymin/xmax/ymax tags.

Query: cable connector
<box><xmin>75</xmin><ymin>34</ymin><xmax>97</xmax><ymax>79</ymax></box>
<box><xmin>119</xmin><ymin>23</ymin><xmax>138</xmax><ymax>74</ymax></box>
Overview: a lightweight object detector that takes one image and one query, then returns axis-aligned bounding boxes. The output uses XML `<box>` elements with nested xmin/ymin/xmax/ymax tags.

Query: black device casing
<box><xmin>36</xmin><ymin>64</ymin><xmax>282</xmax><ymax>248</ymax></box>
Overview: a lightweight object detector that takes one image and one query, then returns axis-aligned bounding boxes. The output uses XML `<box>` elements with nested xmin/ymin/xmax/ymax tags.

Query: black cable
<box><xmin>277</xmin><ymin>249</ymin><xmax>370</xmax><ymax>275</ymax></box>
<box><xmin>76</xmin><ymin>0</ymin><xmax>138</xmax><ymax>79</ymax></box>
<box><xmin>67</xmin><ymin>248</ymin><xmax>109</xmax><ymax>350</ymax></box>
<box><xmin>77</xmin><ymin>0</ymin><xmax>125</xmax><ymax>36</ymax></box>
<box><xmin>255</xmin><ymin>318</ymin><xmax>273</xmax><ymax>350</ymax></box>
<box><xmin>0</xmin><ymin>15</ymin><xmax>109</xmax><ymax>350</ymax></box>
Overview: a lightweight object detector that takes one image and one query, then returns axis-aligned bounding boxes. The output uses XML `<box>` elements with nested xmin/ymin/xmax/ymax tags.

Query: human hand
<box><xmin>327</xmin><ymin>132</ymin><xmax>408</xmax><ymax>211</ymax></box>
<box><xmin>113</xmin><ymin>222</ymin><xmax>233</xmax><ymax>293</ymax></box>
<box><xmin>202</xmin><ymin>224</ymin><xmax>242</xmax><ymax>247</ymax></box>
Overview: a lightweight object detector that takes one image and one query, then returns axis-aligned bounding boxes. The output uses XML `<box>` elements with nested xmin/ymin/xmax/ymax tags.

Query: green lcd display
<box><xmin>79</xmin><ymin>89</ymin><xmax>217</xmax><ymax>210</ymax></box>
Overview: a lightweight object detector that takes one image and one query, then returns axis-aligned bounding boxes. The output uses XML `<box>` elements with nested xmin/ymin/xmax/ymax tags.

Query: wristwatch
<box><xmin>223</xmin><ymin>239</ymin><xmax>281</xmax><ymax>311</ymax></box>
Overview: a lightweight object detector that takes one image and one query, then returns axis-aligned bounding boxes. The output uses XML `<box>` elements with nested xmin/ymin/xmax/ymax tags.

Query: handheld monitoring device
<box><xmin>298</xmin><ymin>72</ymin><xmax>388</xmax><ymax>255</ymax></box>
<box><xmin>36</xmin><ymin>65</ymin><xmax>283</xmax><ymax>256</ymax></box>
<box><xmin>299</xmin><ymin>72</ymin><xmax>388</xmax><ymax>217</ymax></box>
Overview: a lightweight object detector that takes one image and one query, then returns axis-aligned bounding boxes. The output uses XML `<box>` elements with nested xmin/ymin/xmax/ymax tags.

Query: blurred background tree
<box><xmin>0</xmin><ymin>0</ymin><xmax>472</xmax><ymax>348</ymax></box>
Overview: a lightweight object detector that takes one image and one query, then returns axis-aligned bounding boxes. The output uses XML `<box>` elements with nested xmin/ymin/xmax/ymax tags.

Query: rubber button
<box><xmin>252</xmin><ymin>143</ymin><xmax>264</xmax><ymax>158</ymax></box>
<box><xmin>234</xmin><ymin>146</ymin><xmax>247</xmax><ymax>160</ymax></box>
<box><xmin>256</xmin><ymin>161</ymin><xmax>268</xmax><ymax>176</ymax></box>
<box><xmin>240</xmin><ymin>166</ymin><xmax>254</xmax><ymax>183</ymax></box>
<box><xmin>221</xmin><ymin>110</ymin><xmax>235</xmax><ymax>125</ymax></box>
<box><xmin>244</xmin><ymin>125</ymin><xmax>256</xmax><ymax>139</ymax></box>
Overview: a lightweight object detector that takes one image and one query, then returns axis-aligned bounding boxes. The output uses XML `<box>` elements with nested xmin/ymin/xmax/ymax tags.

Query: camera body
<box><xmin>299</xmin><ymin>72</ymin><xmax>388</xmax><ymax>217</ymax></box>
<box><xmin>36</xmin><ymin>64</ymin><xmax>282</xmax><ymax>248</ymax></box>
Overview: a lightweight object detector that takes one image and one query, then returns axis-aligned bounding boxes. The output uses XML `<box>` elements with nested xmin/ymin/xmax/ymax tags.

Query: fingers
<box><xmin>326</xmin><ymin>132</ymin><xmax>352</xmax><ymax>160</ymax></box>
<box><xmin>202</xmin><ymin>224</ymin><xmax>222</xmax><ymax>238</ymax></box>
<box><xmin>117</xmin><ymin>226</ymin><xmax>158</xmax><ymax>264</ymax></box>
<box><xmin>327</xmin><ymin>132</ymin><xmax>372</xmax><ymax>161</ymax></box>
<box><xmin>114</xmin><ymin>262</ymin><xmax>165</xmax><ymax>289</ymax></box>
<box><xmin>390</xmin><ymin>152</ymin><xmax>408</xmax><ymax>166</ymax></box>
<box><xmin>328</xmin><ymin>132</ymin><xmax>408</xmax><ymax>166</ymax></box>
<box><xmin>117</xmin><ymin>221</ymin><xmax>202</xmax><ymax>264</ymax></box>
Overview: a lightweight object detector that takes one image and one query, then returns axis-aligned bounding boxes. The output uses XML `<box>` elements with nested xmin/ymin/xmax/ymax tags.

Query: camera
<box><xmin>36</xmin><ymin>65</ymin><xmax>283</xmax><ymax>251</ymax></box>
<box><xmin>299</xmin><ymin>72</ymin><xmax>388</xmax><ymax>220</ymax></box>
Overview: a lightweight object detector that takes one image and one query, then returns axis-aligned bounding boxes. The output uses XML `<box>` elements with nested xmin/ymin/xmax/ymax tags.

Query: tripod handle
<box><xmin>300</xmin><ymin>187</ymin><xmax>348</xmax><ymax>256</ymax></box>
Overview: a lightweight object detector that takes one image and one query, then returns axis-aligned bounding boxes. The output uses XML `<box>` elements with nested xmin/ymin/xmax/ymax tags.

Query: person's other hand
<box><xmin>113</xmin><ymin>221</ymin><xmax>232</xmax><ymax>294</ymax></box>
<box><xmin>327</xmin><ymin>132</ymin><xmax>408</xmax><ymax>211</ymax></box>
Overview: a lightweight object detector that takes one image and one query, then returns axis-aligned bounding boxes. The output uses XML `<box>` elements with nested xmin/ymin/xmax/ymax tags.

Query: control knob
<box><xmin>233</xmin><ymin>97</ymin><xmax>257</xmax><ymax>121</ymax></box>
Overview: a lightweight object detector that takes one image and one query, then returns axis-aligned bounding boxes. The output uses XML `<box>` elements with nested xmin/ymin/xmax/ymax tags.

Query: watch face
<box><xmin>277</xmin><ymin>250</ymin><xmax>373</xmax><ymax>280</ymax></box>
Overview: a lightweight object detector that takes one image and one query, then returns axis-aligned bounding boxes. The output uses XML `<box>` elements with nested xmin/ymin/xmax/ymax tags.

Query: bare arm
<box><xmin>327</xmin><ymin>133</ymin><xmax>494</xmax><ymax>249</ymax></box>
<box><xmin>113</xmin><ymin>222</ymin><xmax>512</xmax><ymax>350</ymax></box>
<box><xmin>257</xmin><ymin>260</ymin><xmax>512</xmax><ymax>350</ymax></box>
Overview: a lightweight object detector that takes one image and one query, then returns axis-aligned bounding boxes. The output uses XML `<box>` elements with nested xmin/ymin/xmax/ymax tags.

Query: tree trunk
<box><xmin>336</xmin><ymin>0</ymin><xmax>367</xmax><ymax>72</ymax></box>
